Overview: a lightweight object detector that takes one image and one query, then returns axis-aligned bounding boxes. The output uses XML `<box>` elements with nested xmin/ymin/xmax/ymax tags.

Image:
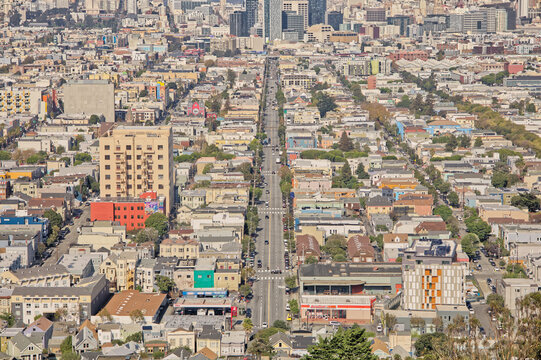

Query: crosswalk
<box><xmin>259</xmin><ymin>207</ymin><xmax>284</xmax><ymax>215</ymax></box>
<box><xmin>258</xmin><ymin>276</ymin><xmax>284</xmax><ymax>280</ymax></box>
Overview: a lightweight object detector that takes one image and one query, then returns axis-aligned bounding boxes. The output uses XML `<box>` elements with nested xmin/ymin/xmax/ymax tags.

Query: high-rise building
<box><xmin>99</xmin><ymin>126</ymin><xmax>175</xmax><ymax>214</ymax></box>
<box><xmin>283</xmin><ymin>0</ymin><xmax>309</xmax><ymax>31</ymax></box>
<box><xmin>308</xmin><ymin>0</ymin><xmax>325</xmax><ymax>25</ymax></box>
<box><xmin>245</xmin><ymin>0</ymin><xmax>258</xmax><ymax>30</ymax></box>
<box><xmin>485</xmin><ymin>8</ymin><xmax>507</xmax><ymax>32</ymax></box>
<box><xmin>366</xmin><ymin>7</ymin><xmax>385</xmax><ymax>22</ymax></box>
<box><xmin>63</xmin><ymin>80</ymin><xmax>115</xmax><ymax>122</ymax></box>
<box><xmin>230</xmin><ymin>10</ymin><xmax>249</xmax><ymax>37</ymax></box>
<box><xmin>126</xmin><ymin>0</ymin><xmax>136</xmax><ymax>14</ymax></box>
<box><xmin>463</xmin><ymin>11</ymin><xmax>487</xmax><ymax>33</ymax></box>
<box><xmin>518</xmin><ymin>0</ymin><xmax>529</xmax><ymax>18</ymax></box>
<box><xmin>325</xmin><ymin>10</ymin><xmax>342</xmax><ymax>30</ymax></box>
<box><xmin>282</xmin><ymin>10</ymin><xmax>304</xmax><ymax>40</ymax></box>
<box><xmin>265</xmin><ymin>0</ymin><xmax>282</xmax><ymax>41</ymax></box>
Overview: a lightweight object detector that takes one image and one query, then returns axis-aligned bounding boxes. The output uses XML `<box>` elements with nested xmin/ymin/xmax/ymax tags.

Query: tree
<box><xmin>313</xmin><ymin>92</ymin><xmax>337</xmax><ymax>118</ymax></box>
<box><xmin>384</xmin><ymin>313</ymin><xmax>397</xmax><ymax>335</ymax></box>
<box><xmin>239</xmin><ymin>284</ymin><xmax>252</xmax><ymax>297</ymax></box>
<box><xmin>0</xmin><ymin>313</ymin><xmax>14</xmax><ymax>327</ymax></box>
<box><xmin>461</xmin><ymin>233</ymin><xmax>480</xmax><ymax>258</ymax></box>
<box><xmin>338</xmin><ymin>132</ymin><xmax>354</xmax><ymax>152</ymax></box>
<box><xmin>243</xmin><ymin>318</ymin><xmax>253</xmax><ymax>332</ymax></box>
<box><xmin>43</xmin><ymin>209</ymin><xmax>63</xmax><ymax>229</ymax></box>
<box><xmin>289</xmin><ymin>299</ymin><xmax>300</xmax><ymax>316</ymax></box>
<box><xmin>248</xmin><ymin>337</ymin><xmax>273</xmax><ymax>360</ymax></box>
<box><xmin>126</xmin><ymin>331</ymin><xmax>143</xmax><ymax>343</ymax></box>
<box><xmin>511</xmin><ymin>193</ymin><xmax>541</xmax><ymax>212</ymax></box>
<box><xmin>474</xmin><ymin>138</ymin><xmax>483</xmax><ymax>147</ymax></box>
<box><xmin>526</xmin><ymin>103</ymin><xmax>536</xmax><ymax>113</ymax></box>
<box><xmin>155</xmin><ymin>275</ymin><xmax>175</xmax><ymax>293</ymax></box>
<box><xmin>433</xmin><ymin>205</ymin><xmax>452</xmax><ymax>222</ymax></box>
<box><xmin>98</xmin><ymin>308</ymin><xmax>113</xmax><ymax>322</ymax></box>
<box><xmin>227</xmin><ymin>69</ymin><xmax>236</xmax><ymax>87</ymax></box>
<box><xmin>466</xmin><ymin>217</ymin><xmax>491</xmax><ymax>241</ymax></box>
<box><xmin>285</xmin><ymin>275</ymin><xmax>297</xmax><ymax>289</ymax></box>
<box><xmin>89</xmin><ymin>114</ymin><xmax>101</xmax><ymax>124</ymax></box>
<box><xmin>410</xmin><ymin>317</ymin><xmax>426</xmax><ymax>333</ymax></box>
<box><xmin>414</xmin><ymin>332</ymin><xmax>446</xmax><ymax>357</ymax></box>
<box><xmin>129</xmin><ymin>309</ymin><xmax>145</xmax><ymax>323</ymax></box>
<box><xmin>56</xmin><ymin>146</ymin><xmax>66</xmax><ymax>155</ymax></box>
<box><xmin>139</xmin><ymin>89</ymin><xmax>149</xmax><ymax>97</ymax></box>
<box><xmin>145</xmin><ymin>213</ymin><xmax>168</xmax><ymax>237</ymax></box>
<box><xmin>273</xmin><ymin>320</ymin><xmax>288</xmax><ymax>330</ymax></box>
<box><xmin>74</xmin><ymin>152</ymin><xmax>92</xmax><ymax>165</ymax></box>
<box><xmin>356</xmin><ymin>163</ymin><xmax>369</xmax><ymax>179</ymax></box>
<box><xmin>135</xmin><ymin>228</ymin><xmax>159</xmax><ymax>244</ymax></box>
<box><xmin>60</xmin><ymin>336</ymin><xmax>73</xmax><ymax>355</ymax></box>
<box><xmin>304</xmin><ymin>326</ymin><xmax>377</xmax><ymax>360</ymax></box>
<box><xmin>447</xmin><ymin>192</ymin><xmax>460</xmax><ymax>207</ymax></box>
<box><xmin>305</xmin><ymin>255</ymin><xmax>318</xmax><ymax>264</ymax></box>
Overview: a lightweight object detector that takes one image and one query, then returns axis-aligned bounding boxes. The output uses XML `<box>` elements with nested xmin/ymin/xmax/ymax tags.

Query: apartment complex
<box><xmin>99</xmin><ymin>126</ymin><xmax>175</xmax><ymax>214</ymax></box>
<box><xmin>402</xmin><ymin>240</ymin><xmax>466</xmax><ymax>310</ymax></box>
<box><xmin>0</xmin><ymin>87</ymin><xmax>44</xmax><ymax>116</ymax></box>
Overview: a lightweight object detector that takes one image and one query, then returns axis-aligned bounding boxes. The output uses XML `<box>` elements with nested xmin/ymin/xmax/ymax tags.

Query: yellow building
<box><xmin>99</xmin><ymin>252</ymin><xmax>138</xmax><ymax>292</ymax></box>
<box><xmin>160</xmin><ymin>238</ymin><xmax>200</xmax><ymax>259</ymax></box>
<box><xmin>99</xmin><ymin>125</ymin><xmax>175</xmax><ymax>214</ymax></box>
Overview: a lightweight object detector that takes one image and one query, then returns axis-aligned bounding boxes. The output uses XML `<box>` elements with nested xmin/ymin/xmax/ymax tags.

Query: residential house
<box><xmin>196</xmin><ymin>325</ymin><xmax>221</xmax><ymax>356</ymax></box>
<box><xmin>220</xmin><ymin>331</ymin><xmax>245</xmax><ymax>357</ymax></box>
<box><xmin>296</xmin><ymin>235</ymin><xmax>321</xmax><ymax>264</ymax></box>
<box><xmin>366</xmin><ymin>196</ymin><xmax>392</xmax><ymax>219</ymax></box>
<box><xmin>160</xmin><ymin>238</ymin><xmax>200</xmax><ymax>259</ymax></box>
<box><xmin>99</xmin><ymin>251</ymin><xmax>138</xmax><ymax>292</ymax></box>
<box><xmin>269</xmin><ymin>332</ymin><xmax>292</xmax><ymax>357</ymax></box>
<box><xmin>166</xmin><ymin>327</ymin><xmax>196</xmax><ymax>353</ymax></box>
<box><xmin>347</xmin><ymin>235</ymin><xmax>375</xmax><ymax>263</ymax></box>
<box><xmin>22</xmin><ymin>317</ymin><xmax>53</xmax><ymax>349</ymax></box>
<box><xmin>74</xmin><ymin>321</ymin><xmax>99</xmax><ymax>353</ymax></box>
<box><xmin>6</xmin><ymin>333</ymin><xmax>43</xmax><ymax>360</ymax></box>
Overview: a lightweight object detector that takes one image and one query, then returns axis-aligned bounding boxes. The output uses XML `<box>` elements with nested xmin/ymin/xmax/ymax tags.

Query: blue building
<box><xmin>0</xmin><ymin>215</ymin><xmax>49</xmax><ymax>236</ymax></box>
<box><xmin>424</xmin><ymin>120</ymin><xmax>472</xmax><ymax>136</ymax></box>
<box><xmin>286</xmin><ymin>135</ymin><xmax>317</xmax><ymax>149</ymax></box>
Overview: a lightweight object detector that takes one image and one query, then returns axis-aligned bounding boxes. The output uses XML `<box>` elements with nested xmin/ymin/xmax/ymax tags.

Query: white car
<box><xmin>262</xmin><ymin>322</ymin><xmax>268</xmax><ymax>328</ymax></box>
<box><xmin>376</xmin><ymin>325</ymin><xmax>383</xmax><ymax>332</ymax></box>
<box><xmin>286</xmin><ymin>304</ymin><xmax>290</xmax><ymax>311</ymax></box>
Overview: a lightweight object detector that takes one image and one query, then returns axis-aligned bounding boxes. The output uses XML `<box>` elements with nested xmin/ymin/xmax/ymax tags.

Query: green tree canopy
<box><xmin>303</xmin><ymin>326</ymin><xmax>377</xmax><ymax>360</ymax></box>
<box><xmin>43</xmin><ymin>209</ymin><xmax>63</xmax><ymax>229</ymax></box>
<box><xmin>338</xmin><ymin>132</ymin><xmax>354</xmax><ymax>152</ymax></box>
<box><xmin>461</xmin><ymin>233</ymin><xmax>480</xmax><ymax>258</ymax></box>
<box><xmin>155</xmin><ymin>275</ymin><xmax>175</xmax><ymax>293</ymax></box>
<box><xmin>313</xmin><ymin>92</ymin><xmax>337</xmax><ymax>118</ymax></box>
<box><xmin>144</xmin><ymin>213</ymin><xmax>168</xmax><ymax>237</ymax></box>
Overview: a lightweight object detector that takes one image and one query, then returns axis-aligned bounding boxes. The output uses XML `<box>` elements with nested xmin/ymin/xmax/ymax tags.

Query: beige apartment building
<box><xmin>282</xmin><ymin>0</ymin><xmax>308</xmax><ymax>29</ymax></box>
<box><xmin>99</xmin><ymin>126</ymin><xmax>175</xmax><ymax>214</ymax></box>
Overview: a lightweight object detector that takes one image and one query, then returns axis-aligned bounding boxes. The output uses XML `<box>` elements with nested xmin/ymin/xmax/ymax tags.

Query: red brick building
<box><xmin>90</xmin><ymin>192</ymin><xmax>165</xmax><ymax>231</ymax></box>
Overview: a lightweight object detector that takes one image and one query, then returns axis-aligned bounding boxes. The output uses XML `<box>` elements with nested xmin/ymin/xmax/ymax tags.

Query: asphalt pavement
<box><xmin>249</xmin><ymin>59</ymin><xmax>287</xmax><ymax>329</ymax></box>
<box><xmin>44</xmin><ymin>205</ymin><xmax>91</xmax><ymax>265</ymax></box>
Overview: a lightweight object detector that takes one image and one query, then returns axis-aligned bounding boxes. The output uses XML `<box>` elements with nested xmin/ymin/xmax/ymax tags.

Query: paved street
<box><xmin>44</xmin><ymin>206</ymin><xmax>91</xmax><ymax>265</ymax></box>
<box><xmin>249</xmin><ymin>58</ymin><xmax>287</xmax><ymax>328</ymax></box>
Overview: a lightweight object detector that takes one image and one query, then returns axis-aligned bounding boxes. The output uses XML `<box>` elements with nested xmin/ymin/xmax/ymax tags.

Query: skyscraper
<box><xmin>308</xmin><ymin>0</ymin><xmax>325</xmax><ymax>25</ymax></box>
<box><xmin>282</xmin><ymin>10</ymin><xmax>304</xmax><ymax>40</ymax></box>
<box><xmin>245</xmin><ymin>0</ymin><xmax>258</xmax><ymax>30</ymax></box>
<box><xmin>325</xmin><ymin>10</ymin><xmax>342</xmax><ymax>30</ymax></box>
<box><xmin>283</xmin><ymin>0</ymin><xmax>309</xmax><ymax>31</ymax></box>
<box><xmin>230</xmin><ymin>11</ymin><xmax>249</xmax><ymax>37</ymax></box>
<box><xmin>265</xmin><ymin>0</ymin><xmax>282</xmax><ymax>41</ymax></box>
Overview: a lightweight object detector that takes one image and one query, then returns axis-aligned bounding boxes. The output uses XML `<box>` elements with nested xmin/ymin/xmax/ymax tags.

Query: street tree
<box><xmin>145</xmin><ymin>213</ymin><xmax>169</xmax><ymax>237</ymax></box>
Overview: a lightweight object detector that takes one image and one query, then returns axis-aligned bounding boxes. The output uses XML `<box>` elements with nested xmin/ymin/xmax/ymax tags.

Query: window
<box><xmin>105</xmin><ymin>175</ymin><xmax>110</xmax><ymax>180</ymax></box>
<box><xmin>116</xmin><ymin>146</ymin><xmax>121</xmax><ymax>151</ymax></box>
<box><xmin>136</xmin><ymin>145</ymin><xmax>142</xmax><ymax>150</ymax></box>
<box><xmin>158</xmin><ymin>155</ymin><xmax>163</xmax><ymax>160</ymax></box>
<box><xmin>158</xmin><ymin>145</ymin><xmax>163</xmax><ymax>150</ymax></box>
<box><xmin>147</xmin><ymin>145</ymin><xmax>152</xmax><ymax>151</ymax></box>
<box><xmin>105</xmin><ymin>165</ymin><xmax>110</xmax><ymax>170</ymax></box>
<box><xmin>127</xmin><ymin>155</ymin><xmax>132</xmax><ymax>160</ymax></box>
<box><xmin>105</xmin><ymin>145</ymin><xmax>110</xmax><ymax>150</ymax></box>
<box><xmin>158</xmin><ymin>184</ymin><xmax>164</xmax><ymax>189</ymax></box>
<box><xmin>126</xmin><ymin>145</ymin><xmax>132</xmax><ymax>150</ymax></box>
<box><xmin>105</xmin><ymin>185</ymin><xmax>111</xmax><ymax>190</ymax></box>
<box><xmin>105</xmin><ymin>155</ymin><xmax>110</xmax><ymax>160</ymax></box>
<box><xmin>158</xmin><ymin>165</ymin><xmax>163</xmax><ymax>170</ymax></box>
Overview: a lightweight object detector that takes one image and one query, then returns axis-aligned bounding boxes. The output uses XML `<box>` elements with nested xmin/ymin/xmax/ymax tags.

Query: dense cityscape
<box><xmin>0</xmin><ymin>0</ymin><xmax>540</xmax><ymax>358</ymax></box>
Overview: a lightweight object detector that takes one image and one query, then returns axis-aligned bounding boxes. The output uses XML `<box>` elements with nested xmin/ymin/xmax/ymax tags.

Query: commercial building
<box><xmin>63</xmin><ymin>80</ymin><xmax>115</xmax><ymax>122</ymax></box>
<box><xmin>245</xmin><ymin>0</ymin><xmax>258</xmax><ymax>29</ymax></box>
<box><xmin>264</xmin><ymin>0</ymin><xmax>282</xmax><ymax>41</ymax></box>
<box><xmin>283</xmin><ymin>0</ymin><xmax>309</xmax><ymax>30</ymax></box>
<box><xmin>230</xmin><ymin>11</ymin><xmax>248</xmax><ymax>37</ymax></box>
<box><xmin>99</xmin><ymin>126</ymin><xmax>175</xmax><ymax>214</ymax></box>
<box><xmin>90</xmin><ymin>192</ymin><xmax>166</xmax><ymax>231</ymax></box>
<box><xmin>282</xmin><ymin>11</ymin><xmax>305</xmax><ymax>40</ymax></box>
<box><xmin>102</xmin><ymin>290</ymin><xmax>168</xmax><ymax>324</ymax></box>
<box><xmin>325</xmin><ymin>10</ymin><xmax>343</xmax><ymax>30</ymax></box>
<box><xmin>366</xmin><ymin>8</ymin><xmax>386</xmax><ymax>22</ymax></box>
<box><xmin>308</xmin><ymin>0</ymin><xmax>326</xmax><ymax>25</ymax></box>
